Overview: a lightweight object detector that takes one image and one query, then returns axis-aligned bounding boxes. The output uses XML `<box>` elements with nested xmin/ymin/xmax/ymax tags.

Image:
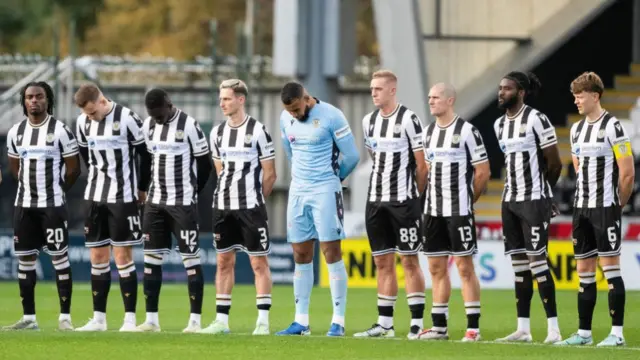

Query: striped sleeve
<box><xmin>465</xmin><ymin>125</ymin><xmax>487</xmax><ymax>165</ymax></box>
<box><xmin>59</xmin><ymin>123</ymin><xmax>79</xmax><ymax>157</ymax></box>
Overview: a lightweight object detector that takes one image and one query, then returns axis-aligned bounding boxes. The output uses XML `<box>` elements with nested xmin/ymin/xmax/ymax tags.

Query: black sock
<box><xmin>143</xmin><ymin>261</ymin><xmax>163</xmax><ymax>313</ymax></box>
<box><xmin>18</xmin><ymin>260</ymin><xmax>37</xmax><ymax>316</ymax></box>
<box><xmin>431</xmin><ymin>303</ymin><xmax>448</xmax><ymax>330</ymax></box>
<box><xmin>578</xmin><ymin>272</ymin><xmax>597</xmax><ymax>331</ymax></box>
<box><xmin>53</xmin><ymin>256</ymin><xmax>72</xmax><ymax>314</ymax></box>
<box><xmin>377</xmin><ymin>294</ymin><xmax>396</xmax><ymax>328</ymax></box>
<box><xmin>530</xmin><ymin>260</ymin><xmax>557</xmax><ymax>318</ymax></box>
<box><xmin>408</xmin><ymin>292</ymin><xmax>425</xmax><ymax>330</ymax></box>
<box><xmin>91</xmin><ymin>263</ymin><xmax>111</xmax><ymax>313</ymax></box>
<box><xmin>216</xmin><ymin>294</ymin><xmax>231</xmax><ymax>317</ymax></box>
<box><xmin>514</xmin><ymin>267</ymin><xmax>533</xmax><ymax>318</ymax></box>
<box><xmin>465</xmin><ymin>301</ymin><xmax>481</xmax><ymax>329</ymax></box>
<box><xmin>257</xmin><ymin>294</ymin><xmax>272</xmax><ymax>311</ymax></box>
<box><xmin>186</xmin><ymin>264</ymin><xmax>204</xmax><ymax>314</ymax></box>
<box><xmin>603</xmin><ymin>265</ymin><xmax>625</xmax><ymax>327</ymax></box>
<box><xmin>117</xmin><ymin>261</ymin><xmax>137</xmax><ymax>313</ymax></box>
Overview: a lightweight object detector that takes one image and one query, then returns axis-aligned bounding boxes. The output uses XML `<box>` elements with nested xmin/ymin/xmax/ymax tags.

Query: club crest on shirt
<box><xmin>598</xmin><ymin>129</ymin><xmax>605</xmax><ymax>138</ymax></box>
<box><xmin>393</xmin><ymin>124</ymin><xmax>402</xmax><ymax>134</ymax></box>
<box><xmin>17</xmin><ymin>134</ymin><xmax>23</xmax><ymax>142</ymax></box>
<box><xmin>149</xmin><ymin>128</ymin><xmax>155</xmax><ymax>137</ymax></box>
<box><xmin>244</xmin><ymin>134</ymin><xmax>253</xmax><ymax>144</ymax></box>
<box><xmin>112</xmin><ymin>121</ymin><xmax>121</xmax><ymax>131</ymax></box>
<box><xmin>175</xmin><ymin>130</ymin><xmax>185</xmax><ymax>140</ymax></box>
<box><xmin>452</xmin><ymin>135</ymin><xmax>461</xmax><ymax>144</ymax></box>
<box><xmin>312</xmin><ymin>119</ymin><xmax>320</xmax><ymax>128</ymax></box>
<box><xmin>85</xmin><ymin>122</ymin><xmax>90</xmax><ymax>132</ymax></box>
<box><xmin>519</xmin><ymin>124</ymin><xmax>527</xmax><ymax>134</ymax></box>
<box><xmin>46</xmin><ymin>133</ymin><xmax>55</xmax><ymax>143</ymax></box>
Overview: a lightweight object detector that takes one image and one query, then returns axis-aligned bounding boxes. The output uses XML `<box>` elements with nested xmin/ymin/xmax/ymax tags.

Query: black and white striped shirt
<box><xmin>363</xmin><ymin>104</ymin><xmax>423</xmax><ymax>202</ymax></box>
<box><xmin>211</xmin><ymin>115</ymin><xmax>275</xmax><ymax>210</ymax></box>
<box><xmin>7</xmin><ymin>116</ymin><xmax>79</xmax><ymax>208</ymax></box>
<box><xmin>493</xmin><ymin>105</ymin><xmax>557</xmax><ymax>202</ymax></box>
<box><xmin>143</xmin><ymin>110</ymin><xmax>209</xmax><ymax>206</ymax></box>
<box><xmin>423</xmin><ymin>116</ymin><xmax>487</xmax><ymax>217</ymax></box>
<box><xmin>571</xmin><ymin>111</ymin><xmax>629</xmax><ymax>208</ymax></box>
<box><xmin>76</xmin><ymin>103</ymin><xmax>145</xmax><ymax>203</ymax></box>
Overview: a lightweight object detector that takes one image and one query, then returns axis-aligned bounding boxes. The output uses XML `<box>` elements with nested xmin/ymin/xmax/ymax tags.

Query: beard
<box><xmin>498</xmin><ymin>95</ymin><xmax>518</xmax><ymax>110</ymax></box>
<box><xmin>296</xmin><ymin>105</ymin><xmax>312</xmax><ymax>122</ymax></box>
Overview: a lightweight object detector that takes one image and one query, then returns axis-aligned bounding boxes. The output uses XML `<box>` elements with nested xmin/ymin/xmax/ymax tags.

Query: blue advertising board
<box><xmin>0</xmin><ymin>231</ymin><xmax>319</xmax><ymax>284</ymax></box>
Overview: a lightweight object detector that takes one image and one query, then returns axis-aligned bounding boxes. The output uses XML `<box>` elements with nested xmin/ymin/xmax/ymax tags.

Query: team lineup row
<box><xmin>0</xmin><ymin>70</ymin><xmax>631</xmax><ymax>348</ymax></box>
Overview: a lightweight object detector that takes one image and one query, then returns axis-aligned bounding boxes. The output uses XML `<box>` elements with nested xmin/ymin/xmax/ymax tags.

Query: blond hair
<box><xmin>570</xmin><ymin>72</ymin><xmax>604</xmax><ymax>98</ymax></box>
<box><xmin>372</xmin><ymin>69</ymin><xmax>398</xmax><ymax>83</ymax></box>
<box><xmin>219</xmin><ymin>79</ymin><xmax>249</xmax><ymax>98</ymax></box>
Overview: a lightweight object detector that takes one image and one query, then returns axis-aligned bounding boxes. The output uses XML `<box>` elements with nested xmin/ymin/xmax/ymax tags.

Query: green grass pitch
<box><xmin>0</xmin><ymin>283</ymin><xmax>638</xmax><ymax>359</ymax></box>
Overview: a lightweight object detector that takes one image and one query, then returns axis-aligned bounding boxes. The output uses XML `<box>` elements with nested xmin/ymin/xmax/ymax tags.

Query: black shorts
<box><xmin>142</xmin><ymin>203</ymin><xmax>200</xmax><ymax>256</ymax></box>
<box><xmin>212</xmin><ymin>205</ymin><xmax>270</xmax><ymax>256</ymax></box>
<box><xmin>502</xmin><ymin>199</ymin><xmax>551</xmax><ymax>256</ymax></box>
<box><xmin>84</xmin><ymin>201</ymin><xmax>143</xmax><ymax>248</ymax></box>
<box><xmin>423</xmin><ymin>214</ymin><xmax>477</xmax><ymax>257</ymax></box>
<box><xmin>572</xmin><ymin>206</ymin><xmax>621</xmax><ymax>259</ymax></box>
<box><xmin>13</xmin><ymin>206</ymin><xmax>69</xmax><ymax>257</ymax></box>
<box><xmin>365</xmin><ymin>198</ymin><xmax>423</xmax><ymax>256</ymax></box>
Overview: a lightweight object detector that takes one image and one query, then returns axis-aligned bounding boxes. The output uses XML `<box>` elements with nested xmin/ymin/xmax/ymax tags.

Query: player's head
<box><xmin>498</xmin><ymin>71</ymin><xmax>541</xmax><ymax>110</ymax></box>
<box><xmin>370</xmin><ymin>69</ymin><xmax>397</xmax><ymax>109</ymax></box>
<box><xmin>20</xmin><ymin>81</ymin><xmax>54</xmax><ymax>117</ymax></box>
<box><xmin>281</xmin><ymin>81</ymin><xmax>312</xmax><ymax>121</ymax></box>
<box><xmin>145</xmin><ymin>88</ymin><xmax>173</xmax><ymax>124</ymax></box>
<box><xmin>428</xmin><ymin>83</ymin><xmax>456</xmax><ymax>117</ymax></box>
<box><xmin>570</xmin><ymin>72</ymin><xmax>604</xmax><ymax>116</ymax></box>
<box><xmin>219</xmin><ymin>79</ymin><xmax>248</xmax><ymax>117</ymax></box>
<box><xmin>74</xmin><ymin>83</ymin><xmax>111</xmax><ymax>121</ymax></box>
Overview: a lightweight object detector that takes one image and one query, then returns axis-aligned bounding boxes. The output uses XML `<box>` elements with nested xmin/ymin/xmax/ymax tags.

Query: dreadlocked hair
<box><xmin>20</xmin><ymin>81</ymin><xmax>55</xmax><ymax>116</ymax></box>
<box><xmin>504</xmin><ymin>71</ymin><xmax>542</xmax><ymax>102</ymax></box>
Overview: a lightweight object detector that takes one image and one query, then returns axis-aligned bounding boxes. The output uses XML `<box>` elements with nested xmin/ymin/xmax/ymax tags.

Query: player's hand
<box><xmin>138</xmin><ymin>191</ymin><xmax>147</xmax><ymax>205</ymax></box>
<box><xmin>551</xmin><ymin>202</ymin><xmax>559</xmax><ymax>218</ymax></box>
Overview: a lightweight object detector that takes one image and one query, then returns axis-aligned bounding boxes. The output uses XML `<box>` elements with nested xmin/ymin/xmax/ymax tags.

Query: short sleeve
<box><xmin>6</xmin><ymin>126</ymin><xmax>18</xmax><ymax>158</ymax></box>
<box><xmin>531</xmin><ymin>112</ymin><xmax>557</xmax><ymax>149</ymax></box>
<box><xmin>210</xmin><ymin>126</ymin><xmax>220</xmax><ymax>160</ymax></box>
<box><xmin>187</xmin><ymin>119</ymin><xmax>209</xmax><ymax>157</ymax></box>
<box><xmin>403</xmin><ymin>112</ymin><xmax>423</xmax><ymax>151</ymax></box>
<box><xmin>75</xmin><ymin>116</ymin><xmax>88</xmax><ymax>147</ymax></box>
<box><xmin>256</xmin><ymin>125</ymin><xmax>275</xmax><ymax>161</ymax></box>
<box><xmin>331</xmin><ymin>110</ymin><xmax>352</xmax><ymax>141</ymax></box>
<box><xmin>125</xmin><ymin>110</ymin><xmax>145</xmax><ymax>145</ymax></box>
<box><xmin>59</xmin><ymin>124</ymin><xmax>79</xmax><ymax>157</ymax></box>
<box><xmin>606</xmin><ymin>118</ymin><xmax>632</xmax><ymax>159</ymax></box>
<box><xmin>362</xmin><ymin>115</ymin><xmax>371</xmax><ymax>150</ymax></box>
<box><xmin>465</xmin><ymin>126</ymin><xmax>488</xmax><ymax>165</ymax></box>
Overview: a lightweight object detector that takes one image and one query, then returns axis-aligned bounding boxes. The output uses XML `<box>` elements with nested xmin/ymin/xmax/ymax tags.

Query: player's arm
<box><xmin>187</xmin><ymin>120</ymin><xmax>214</xmax><ymax>193</ymax></box>
<box><xmin>466</xmin><ymin>127</ymin><xmax>491</xmax><ymax>202</ymax></box>
<box><xmin>6</xmin><ymin>127</ymin><xmax>20</xmax><ymax>180</ymax></box>
<box><xmin>75</xmin><ymin>116</ymin><xmax>90</xmax><ymax>169</ymax></box>
<box><xmin>126</xmin><ymin>112</ymin><xmax>152</xmax><ymax>198</ymax></box>
<box><xmin>332</xmin><ymin>112</ymin><xmax>361</xmax><ymax>181</ymax></box>
<box><xmin>362</xmin><ymin>116</ymin><xmax>374</xmax><ymax>159</ymax></box>
<box><xmin>570</xmin><ymin>124</ymin><xmax>580</xmax><ymax>174</ymax></box>
<box><xmin>608</xmin><ymin>120</ymin><xmax>635</xmax><ymax>208</ymax></box>
<box><xmin>210</xmin><ymin>127</ymin><xmax>223</xmax><ymax>176</ymax></box>
<box><xmin>405</xmin><ymin>113</ymin><xmax>427</xmax><ymax>194</ymax></box>
<box><xmin>532</xmin><ymin>112</ymin><xmax>562</xmax><ymax>187</ymax></box>
<box><xmin>279</xmin><ymin>114</ymin><xmax>293</xmax><ymax>162</ymax></box>
<box><xmin>257</xmin><ymin>125</ymin><xmax>277</xmax><ymax>198</ymax></box>
<box><xmin>59</xmin><ymin>125</ymin><xmax>82</xmax><ymax>191</ymax></box>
